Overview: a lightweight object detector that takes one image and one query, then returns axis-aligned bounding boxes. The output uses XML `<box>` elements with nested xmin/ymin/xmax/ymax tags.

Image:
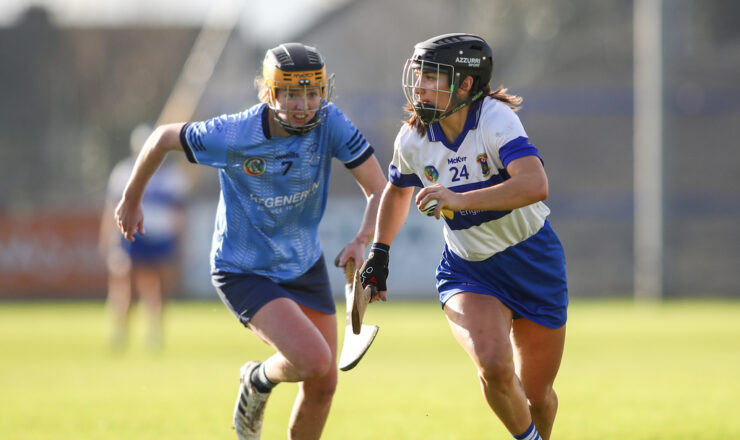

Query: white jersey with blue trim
<box><xmin>390</xmin><ymin>96</ymin><xmax>550</xmax><ymax>262</ymax></box>
<box><xmin>107</xmin><ymin>158</ymin><xmax>187</xmax><ymax>241</ymax></box>
<box><xmin>180</xmin><ymin>102</ymin><xmax>373</xmax><ymax>282</ymax></box>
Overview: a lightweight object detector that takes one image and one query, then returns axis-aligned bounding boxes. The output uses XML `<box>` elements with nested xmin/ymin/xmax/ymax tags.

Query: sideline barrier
<box><xmin>0</xmin><ymin>213</ymin><xmax>106</xmax><ymax>298</ymax></box>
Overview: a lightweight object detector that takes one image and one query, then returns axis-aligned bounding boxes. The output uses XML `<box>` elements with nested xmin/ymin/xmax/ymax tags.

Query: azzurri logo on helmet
<box><xmin>262</xmin><ymin>42</ymin><xmax>335</xmax><ymax>135</ymax></box>
<box><xmin>402</xmin><ymin>33</ymin><xmax>493</xmax><ymax>124</ymax></box>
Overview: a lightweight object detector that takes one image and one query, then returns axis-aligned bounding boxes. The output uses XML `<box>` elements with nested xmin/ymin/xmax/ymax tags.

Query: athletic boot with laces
<box><xmin>232</xmin><ymin>361</ymin><xmax>271</xmax><ymax>440</ymax></box>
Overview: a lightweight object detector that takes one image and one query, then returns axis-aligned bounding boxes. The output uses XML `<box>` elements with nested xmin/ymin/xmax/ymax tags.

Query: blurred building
<box><xmin>1</xmin><ymin>0</ymin><xmax>739</xmax><ymax>299</ymax></box>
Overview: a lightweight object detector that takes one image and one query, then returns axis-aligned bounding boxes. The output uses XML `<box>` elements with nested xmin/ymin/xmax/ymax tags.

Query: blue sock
<box><xmin>513</xmin><ymin>422</ymin><xmax>542</xmax><ymax>440</ymax></box>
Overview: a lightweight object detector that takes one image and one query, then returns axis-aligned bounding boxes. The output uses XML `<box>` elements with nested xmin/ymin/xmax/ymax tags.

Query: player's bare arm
<box><xmin>417</xmin><ymin>155</ymin><xmax>548</xmax><ymax>215</ymax></box>
<box><xmin>115</xmin><ymin>123</ymin><xmax>185</xmax><ymax>241</ymax></box>
<box><xmin>375</xmin><ymin>183</ymin><xmax>414</xmax><ymax>249</ymax></box>
<box><xmin>336</xmin><ymin>154</ymin><xmax>386</xmax><ymax>268</ymax></box>
<box><xmin>357</xmin><ymin>183</ymin><xmax>414</xmax><ymax>303</ymax></box>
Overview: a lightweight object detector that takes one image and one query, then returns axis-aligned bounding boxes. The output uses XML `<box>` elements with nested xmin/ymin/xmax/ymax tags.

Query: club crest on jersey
<box><xmin>476</xmin><ymin>153</ymin><xmax>491</xmax><ymax>177</ymax></box>
<box><xmin>424</xmin><ymin>166</ymin><xmax>439</xmax><ymax>183</ymax></box>
<box><xmin>243</xmin><ymin>157</ymin><xmax>266</xmax><ymax>176</ymax></box>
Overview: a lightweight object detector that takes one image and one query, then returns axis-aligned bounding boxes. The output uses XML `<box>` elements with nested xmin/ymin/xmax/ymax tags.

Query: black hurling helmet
<box><xmin>402</xmin><ymin>33</ymin><xmax>493</xmax><ymax>124</ymax></box>
<box><xmin>263</xmin><ymin>42</ymin><xmax>334</xmax><ymax>135</ymax></box>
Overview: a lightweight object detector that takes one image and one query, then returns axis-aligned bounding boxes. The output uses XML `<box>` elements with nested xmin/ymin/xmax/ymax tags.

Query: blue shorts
<box><xmin>436</xmin><ymin>220</ymin><xmax>568</xmax><ymax>329</ymax></box>
<box><xmin>211</xmin><ymin>254</ymin><xmax>335</xmax><ymax>327</ymax></box>
<box><xmin>120</xmin><ymin>234</ymin><xmax>178</xmax><ymax>263</ymax></box>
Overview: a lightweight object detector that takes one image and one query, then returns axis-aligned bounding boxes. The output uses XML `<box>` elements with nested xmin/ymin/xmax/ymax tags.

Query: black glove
<box><xmin>359</xmin><ymin>242</ymin><xmax>390</xmax><ymax>292</ymax></box>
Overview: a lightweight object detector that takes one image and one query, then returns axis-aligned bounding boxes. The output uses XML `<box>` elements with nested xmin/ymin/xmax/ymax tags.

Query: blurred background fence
<box><xmin>1</xmin><ymin>0</ymin><xmax>738</xmax><ymax>300</ymax></box>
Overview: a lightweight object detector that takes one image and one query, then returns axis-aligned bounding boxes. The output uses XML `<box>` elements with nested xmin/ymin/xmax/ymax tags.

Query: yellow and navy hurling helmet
<box><xmin>263</xmin><ymin>42</ymin><xmax>335</xmax><ymax>135</ymax></box>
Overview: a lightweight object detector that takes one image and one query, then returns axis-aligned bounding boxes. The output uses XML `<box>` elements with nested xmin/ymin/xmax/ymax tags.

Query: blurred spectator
<box><xmin>99</xmin><ymin>124</ymin><xmax>188</xmax><ymax>351</ymax></box>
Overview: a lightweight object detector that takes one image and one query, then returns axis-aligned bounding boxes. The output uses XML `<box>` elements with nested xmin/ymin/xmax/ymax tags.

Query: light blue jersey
<box><xmin>180</xmin><ymin>103</ymin><xmax>373</xmax><ymax>282</ymax></box>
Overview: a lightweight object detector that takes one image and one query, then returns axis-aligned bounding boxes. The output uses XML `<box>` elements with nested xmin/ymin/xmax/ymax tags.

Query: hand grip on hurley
<box><xmin>419</xmin><ymin>200</ymin><xmax>454</xmax><ymax>220</ymax></box>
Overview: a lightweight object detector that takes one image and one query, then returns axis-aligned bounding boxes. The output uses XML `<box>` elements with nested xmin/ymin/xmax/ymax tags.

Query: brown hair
<box><xmin>403</xmin><ymin>85</ymin><xmax>523</xmax><ymax>136</ymax></box>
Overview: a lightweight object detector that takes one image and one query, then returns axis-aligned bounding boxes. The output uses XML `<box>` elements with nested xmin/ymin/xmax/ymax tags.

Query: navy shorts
<box><xmin>211</xmin><ymin>254</ymin><xmax>335</xmax><ymax>327</ymax></box>
<box><xmin>437</xmin><ymin>220</ymin><xmax>569</xmax><ymax>329</ymax></box>
<box><xmin>120</xmin><ymin>234</ymin><xmax>178</xmax><ymax>263</ymax></box>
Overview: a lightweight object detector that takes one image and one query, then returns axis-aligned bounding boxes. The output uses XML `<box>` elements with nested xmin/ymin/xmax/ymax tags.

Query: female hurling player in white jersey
<box><xmin>114</xmin><ymin>43</ymin><xmax>386</xmax><ymax>440</ymax></box>
<box><xmin>359</xmin><ymin>33</ymin><xmax>568</xmax><ymax>440</ymax></box>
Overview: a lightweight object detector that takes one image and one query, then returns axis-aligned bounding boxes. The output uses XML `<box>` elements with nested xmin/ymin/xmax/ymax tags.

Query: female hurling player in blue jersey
<box><xmin>359</xmin><ymin>34</ymin><xmax>568</xmax><ymax>440</ymax></box>
<box><xmin>114</xmin><ymin>43</ymin><xmax>386</xmax><ymax>440</ymax></box>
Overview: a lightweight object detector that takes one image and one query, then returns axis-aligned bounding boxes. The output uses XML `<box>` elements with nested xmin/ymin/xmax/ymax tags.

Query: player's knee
<box><xmin>293</xmin><ymin>345</ymin><xmax>333</xmax><ymax>381</ymax></box>
<box><xmin>476</xmin><ymin>350</ymin><xmax>516</xmax><ymax>387</ymax></box>
<box><xmin>302</xmin><ymin>369</ymin><xmax>338</xmax><ymax>400</ymax></box>
<box><xmin>300</xmin><ymin>360</ymin><xmax>332</xmax><ymax>381</ymax></box>
<box><xmin>528</xmin><ymin>386</ymin><xmax>558</xmax><ymax>412</ymax></box>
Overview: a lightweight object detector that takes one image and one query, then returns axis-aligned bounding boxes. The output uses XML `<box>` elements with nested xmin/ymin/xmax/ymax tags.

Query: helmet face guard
<box><xmin>402</xmin><ymin>58</ymin><xmax>456</xmax><ymax>124</ymax></box>
<box><xmin>402</xmin><ymin>33</ymin><xmax>493</xmax><ymax>125</ymax></box>
<box><xmin>263</xmin><ymin>43</ymin><xmax>335</xmax><ymax>135</ymax></box>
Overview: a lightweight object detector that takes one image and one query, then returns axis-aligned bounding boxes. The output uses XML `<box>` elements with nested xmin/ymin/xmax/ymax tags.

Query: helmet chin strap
<box><xmin>434</xmin><ymin>89</ymin><xmax>484</xmax><ymax>123</ymax></box>
<box><xmin>415</xmin><ymin>87</ymin><xmax>484</xmax><ymax>125</ymax></box>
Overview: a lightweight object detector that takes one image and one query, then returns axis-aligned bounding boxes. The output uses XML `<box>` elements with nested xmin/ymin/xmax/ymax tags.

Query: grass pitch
<box><xmin>1</xmin><ymin>299</ymin><xmax>739</xmax><ymax>439</ymax></box>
